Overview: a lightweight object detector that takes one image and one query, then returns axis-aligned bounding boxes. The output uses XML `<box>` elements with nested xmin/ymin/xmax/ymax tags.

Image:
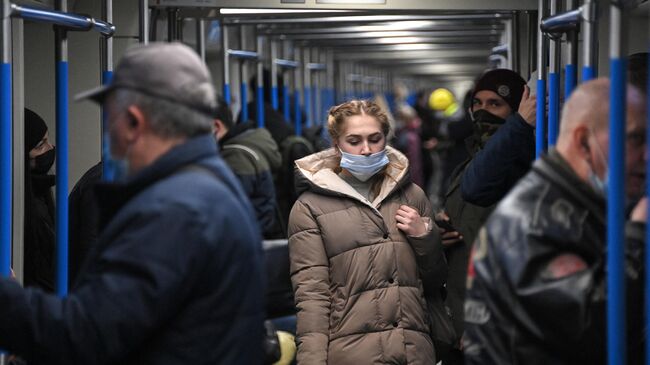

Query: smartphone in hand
<box><xmin>434</xmin><ymin>218</ymin><xmax>456</xmax><ymax>232</ymax></box>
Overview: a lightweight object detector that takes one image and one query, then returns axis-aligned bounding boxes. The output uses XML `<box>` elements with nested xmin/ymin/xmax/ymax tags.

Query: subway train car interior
<box><xmin>0</xmin><ymin>0</ymin><xmax>649</xmax><ymax>364</ymax></box>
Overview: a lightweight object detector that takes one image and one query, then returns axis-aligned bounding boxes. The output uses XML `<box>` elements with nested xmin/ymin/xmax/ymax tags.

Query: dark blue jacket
<box><xmin>460</xmin><ymin>113</ymin><xmax>535</xmax><ymax>207</ymax></box>
<box><xmin>0</xmin><ymin>135</ymin><xmax>266</xmax><ymax>365</ymax></box>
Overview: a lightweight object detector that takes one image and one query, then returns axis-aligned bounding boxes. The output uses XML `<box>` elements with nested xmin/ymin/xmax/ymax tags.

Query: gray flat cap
<box><xmin>76</xmin><ymin>42</ymin><xmax>216</xmax><ymax>115</ymax></box>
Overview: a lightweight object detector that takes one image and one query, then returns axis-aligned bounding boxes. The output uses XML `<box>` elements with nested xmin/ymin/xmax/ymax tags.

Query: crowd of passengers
<box><xmin>10</xmin><ymin>43</ymin><xmax>649</xmax><ymax>365</ymax></box>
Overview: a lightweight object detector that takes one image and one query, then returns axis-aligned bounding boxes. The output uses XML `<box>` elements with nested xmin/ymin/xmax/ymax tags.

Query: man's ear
<box><xmin>125</xmin><ymin>105</ymin><xmax>147</xmax><ymax>142</ymax></box>
<box><xmin>213</xmin><ymin>119</ymin><xmax>225</xmax><ymax>140</ymax></box>
<box><xmin>573</xmin><ymin>124</ymin><xmax>591</xmax><ymax>160</ymax></box>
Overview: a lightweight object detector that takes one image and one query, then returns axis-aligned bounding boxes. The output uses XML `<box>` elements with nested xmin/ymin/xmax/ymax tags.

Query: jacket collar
<box><xmin>294</xmin><ymin>145</ymin><xmax>410</xmax><ymax>209</ymax></box>
<box><xmin>535</xmin><ymin>148</ymin><xmax>606</xmax><ymax>224</ymax></box>
<box><xmin>95</xmin><ymin>134</ymin><xmax>218</xmax><ymax>228</ymax></box>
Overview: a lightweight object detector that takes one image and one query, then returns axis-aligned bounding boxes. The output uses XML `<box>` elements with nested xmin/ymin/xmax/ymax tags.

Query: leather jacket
<box><xmin>464</xmin><ymin>150</ymin><xmax>645</xmax><ymax>365</ymax></box>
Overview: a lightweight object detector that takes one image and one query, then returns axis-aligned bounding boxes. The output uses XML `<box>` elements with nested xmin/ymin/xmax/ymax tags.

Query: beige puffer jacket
<box><xmin>288</xmin><ymin>146</ymin><xmax>445</xmax><ymax>365</ymax></box>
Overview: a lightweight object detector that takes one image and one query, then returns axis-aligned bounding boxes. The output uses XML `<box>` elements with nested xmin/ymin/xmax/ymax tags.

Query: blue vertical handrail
<box><xmin>535</xmin><ymin>79</ymin><xmax>547</xmax><ymax>157</ymax></box>
<box><xmin>256</xmin><ymin>86</ymin><xmax>264</xmax><ymax>128</ymax></box>
<box><xmin>101</xmin><ymin>70</ymin><xmax>113</xmax><ymax>181</ymax></box>
<box><xmin>240</xmin><ymin>81</ymin><xmax>248</xmax><ymax>122</ymax></box>
<box><xmin>283</xmin><ymin>85</ymin><xmax>290</xmax><ymax>123</ymax></box>
<box><xmin>608</xmin><ymin>56</ymin><xmax>626</xmax><ymax>365</ymax></box>
<box><xmin>304</xmin><ymin>86</ymin><xmax>312</xmax><ymax>128</ymax></box>
<box><xmin>223</xmin><ymin>83</ymin><xmax>231</xmax><ymax>105</ymax></box>
<box><xmin>582</xmin><ymin>66</ymin><xmax>595</xmax><ymax>82</ymax></box>
<box><xmin>55</xmin><ymin>60</ymin><xmax>69</xmax><ymax>297</ymax></box>
<box><xmin>294</xmin><ymin>91</ymin><xmax>301</xmax><ymax>136</ymax></box>
<box><xmin>548</xmin><ymin>72</ymin><xmax>560</xmax><ymax>146</ymax></box>
<box><xmin>271</xmin><ymin>86</ymin><xmax>279</xmax><ymax>110</ymax></box>
<box><xmin>565</xmin><ymin>63</ymin><xmax>576</xmax><ymax>99</ymax></box>
<box><xmin>0</xmin><ymin>62</ymin><xmax>11</xmax><ymax>279</ymax></box>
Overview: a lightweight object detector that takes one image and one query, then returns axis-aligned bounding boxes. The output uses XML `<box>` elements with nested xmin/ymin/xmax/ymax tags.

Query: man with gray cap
<box><xmin>0</xmin><ymin>42</ymin><xmax>265</xmax><ymax>365</ymax></box>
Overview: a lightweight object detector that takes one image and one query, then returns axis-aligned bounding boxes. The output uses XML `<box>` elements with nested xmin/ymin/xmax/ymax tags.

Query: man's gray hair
<box><xmin>112</xmin><ymin>88</ymin><xmax>214</xmax><ymax>139</ymax></box>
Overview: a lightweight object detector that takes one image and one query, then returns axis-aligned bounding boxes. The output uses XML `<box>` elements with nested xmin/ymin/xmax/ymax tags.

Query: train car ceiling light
<box><xmin>219</xmin><ymin>8</ymin><xmax>349</xmax><ymax>14</ymax></box>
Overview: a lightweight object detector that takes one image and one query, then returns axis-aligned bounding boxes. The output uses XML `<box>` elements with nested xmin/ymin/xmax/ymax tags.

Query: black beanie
<box><xmin>473</xmin><ymin>69</ymin><xmax>526</xmax><ymax>112</ymax></box>
<box><xmin>25</xmin><ymin>108</ymin><xmax>48</xmax><ymax>154</ymax></box>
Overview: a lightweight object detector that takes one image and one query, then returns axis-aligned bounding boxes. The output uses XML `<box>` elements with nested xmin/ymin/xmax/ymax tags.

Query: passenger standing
<box><xmin>212</xmin><ymin>100</ymin><xmax>283</xmax><ymax>238</ymax></box>
<box><xmin>288</xmin><ymin>100</ymin><xmax>446</xmax><ymax>364</ymax></box>
<box><xmin>0</xmin><ymin>42</ymin><xmax>265</xmax><ymax>365</ymax></box>
<box><xmin>23</xmin><ymin>108</ymin><xmax>56</xmax><ymax>291</ymax></box>
<box><xmin>441</xmin><ymin>69</ymin><xmax>536</xmax><ymax>363</ymax></box>
<box><xmin>464</xmin><ymin>78</ymin><xmax>647</xmax><ymax>364</ymax></box>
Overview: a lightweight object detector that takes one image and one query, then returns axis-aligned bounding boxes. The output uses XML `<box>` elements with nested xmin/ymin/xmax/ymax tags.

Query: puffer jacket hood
<box><xmin>228</xmin><ymin>127</ymin><xmax>282</xmax><ymax>172</ymax></box>
<box><xmin>289</xmin><ymin>145</ymin><xmax>445</xmax><ymax>365</ymax></box>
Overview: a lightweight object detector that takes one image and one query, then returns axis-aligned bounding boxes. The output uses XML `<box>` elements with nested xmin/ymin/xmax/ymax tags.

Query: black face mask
<box><xmin>472</xmin><ymin>109</ymin><xmax>506</xmax><ymax>147</ymax></box>
<box><xmin>31</xmin><ymin>147</ymin><xmax>55</xmax><ymax>175</ymax></box>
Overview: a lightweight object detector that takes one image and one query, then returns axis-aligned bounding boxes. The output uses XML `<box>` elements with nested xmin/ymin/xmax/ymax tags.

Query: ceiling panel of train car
<box><xmin>152</xmin><ymin>0</ymin><xmax>537</xmax><ymax>11</ymax></box>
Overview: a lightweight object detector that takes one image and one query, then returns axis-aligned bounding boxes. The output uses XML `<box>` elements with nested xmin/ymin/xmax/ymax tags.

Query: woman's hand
<box><xmin>396</xmin><ymin>205</ymin><xmax>427</xmax><ymax>237</ymax></box>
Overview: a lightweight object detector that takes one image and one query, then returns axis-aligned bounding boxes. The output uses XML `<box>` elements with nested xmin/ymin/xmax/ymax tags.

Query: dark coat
<box><xmin>0</xmin><ymin>135</ymin><xmax>266</xmax><ymax>365</ymax></box>
<box><xmin>442</xmin><ymin>112</ymin><xmax>535</xmax><ymax>341</ymax></box>
<box><xmin>221</xmin><ymin>122</ymin><xmax>282</xmax><ymax>237</ymax></box>
<box><xmin>464</xmin><ymin>150</ymin><xmax>645</xmax><ymax>365</ymax></box>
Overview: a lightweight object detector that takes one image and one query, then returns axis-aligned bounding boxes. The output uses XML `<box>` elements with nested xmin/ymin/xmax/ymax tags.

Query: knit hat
<box><xmin>473</xmin><ymin>69</ymin><xmax>526</xmax><ymax>112</ymax></box>
<box><xmin>25</xmin><ymin>108</ymin><xmax>48</xmax><ymax>153</ymax></box>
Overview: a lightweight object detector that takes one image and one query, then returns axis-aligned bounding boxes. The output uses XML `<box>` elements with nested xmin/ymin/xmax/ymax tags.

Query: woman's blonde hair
<box><xmin>327</xmin><ymin>100</ymin><xmax>392</xmax><ymax>143</ymax></box>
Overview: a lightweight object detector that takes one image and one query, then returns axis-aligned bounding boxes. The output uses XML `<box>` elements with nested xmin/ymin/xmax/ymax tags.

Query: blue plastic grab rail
<box><xmin>535</xmin><ymin>79</ymin><xmax>547</xmax><ymax>157</ymax></box>
<box><xmin>283</xmin><ymin>85</ymin><xmax>290</xmax><ymax>123</ymax></box>
<box><xmin>548</xmin><ymin>72</ymin><xmax>560</xmax><ymax>146</ymax></box>
<box><xmin>55</xmin><ymin>61</ymin><xmax>69</xmax><ymax>297</ymax></box>
<box><xmin>271</xmin><ymin>86</ymin><xmax>279</xmax><ymax>110</ymax></box>
<box><xmin>0</xmin><ymin>63</ymin><xmax>11</xmax><ymax>278</ymax></box>
<box><xmin>101</xmin><ymin>70</ymin><xmax>113</xmax><ymax>181</ymax></box>
<box><xmin>582</xmin><ymin>65</ymin><xmax>595</xmax><ymax>83</ymax></box>
<box><xmin>607</xmin><ymin>57</ymin><xmax>626</xmax><ymax>365</ymax></box>
<box><xmin>304</xmin><ymin>87</ymin><xmax>312</xmax><ymax>128</ymax></box>
<box><xmin>223</xmin><ymin>83</ymin><xmax>231</xmax><ymax>105</ymax></box>
<box><xmin>539</xmin><ymin>8</ymin><xmax>582</xmax><ymax>34</ymax></box>
<box><xmin>565</xmin><ymin>63</ymin><xmax>576</xmax><ymax>99</ymax></box>
<box><xmin>294</xmin><ymin>92</ymin><xmax>301</xmax><ymax>136</ymax></box>
<box><xmin>240</xmin><ymin>82</ymin><xmax>248</xmax><ymax>122</ymax></box>
<box><xmin>256</xmin><ymin>86</ymin><xmax>264</xmax><ymax>128</ymax></box>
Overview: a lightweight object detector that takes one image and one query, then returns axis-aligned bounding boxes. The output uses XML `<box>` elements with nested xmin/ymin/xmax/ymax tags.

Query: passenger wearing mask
<box><xmin>288</xmin><ymin>100</ymin><xmax>446</xmax><ymax>364</ymax></box>
<box><xmin>24</xmin><ymin>108</ymin><xmax>56</xmax><ymax>291</ymax></box>
<box><xmin>441</xmin><ymin>69</ymin><xmax>536</xmax><ymax>363</ymax></box>
<box><xmin>625</xmin><ymin>52</ymin><xmax>648</xmax><ymax>211</ymax></box>
<box><xmin>464</xmin><ymin>79</ymin><xmax>647</xmax><ymax>364</ymax></box>
<box><xmin>213</xmin><ymin>101</ymin><xmax>283</xmax><ymax>238</ymax></box>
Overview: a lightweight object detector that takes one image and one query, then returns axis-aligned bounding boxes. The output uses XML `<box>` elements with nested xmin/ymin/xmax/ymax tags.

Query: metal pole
<box><xmin>101</xmin><ymin>0</ymin><xmax>113</xmax><ymax>181</ymax></box>
<box><xmin>256</xmin><ymin>35</ymin><xmax>264</xmax><ymax>128</ymax></box>
<box><xmin>506</xmin><ymin>18</ymin><xmax>514</xmax><ymax>70</ymax></box>
<box><xmin>512</xmin><ymin>12</ymin><xmax>520</xmax><ymax>73</ymax></box>
<box><xmin>607</xmin><ymin>2</ymin><xmax>626</xmax><ymax>364</ymax></box>
<box><xmin>536</xmin><ymin>0</ymin><xmax>548</xmax><ymax>157</ymax></box>
<box><xmin>303</xmin><ymin>47</ymin><xmax>312</xmax><ymax>128</ymax></box>
<box><xmin>582</xmin><ymin>0</ymin><xmax>596</xmax><ymax>81</ymax></box>
<box><xmin>282</xmin><ymin>40</ymin><xmax>291</xmax><ymax>122</ymax></box>
<box><xmin>547</xmin><ymin>0</ymin><xmax>560</xmax><ymax>147</ymax></box>
<box><xmin>240</xmin><ymin>25</ymin><xmax>249</xmax><ymax>122</ymax></box>
<box><xmin>55</xmin><ymin>0</ymin><xmax>69</xmax><ymax>298</ymax></box>
<box><xmin>313</xmin><ymin>48</ymin><xmax>321</xmax><ymax>125</ymax></box>
<box><xmin>139</xmin><ymin>0</ymin><xmax>148</xmax><ymax>44</ymax></box>
<box><xmin>222</xmin><ymin>24</ymin><xmax>230</xmax><ymax>104</ymax></box>
<box><xmin>196</xmin><ymin>19</ymin><xmax>205</xmax><ymax>63</ymax></box>
<box><xmin>326</xmin><ymin>49</ymin><xmax>334</xmax><ymax>119</ymax></box>
<box><xmin>166</xmin><ymin>7</ymin><xmax>177</xmax><ymax>42</ymax></box>
<box><xmin>270</xmin><ymin>40</ymin><xmax>279</xmax><ymax>110</ymax></box>
<box><xmin>564</xmin><ymin>0</ymin><xmax>577</xmax><ymax>98</ymax></box>
<box><xmin>528</xmin><ymin>11</ymin><xmax>537</xmax><ymax>80</ymax></box>
<box><xmin>1</xmin><ymin>0</ymin><xmax>12</xmax><ymax>291</ymax></box>
<box><xmin>294</xmin><ymin>45</ymin><xmax>302</xmax><ymax>135</ymax></box>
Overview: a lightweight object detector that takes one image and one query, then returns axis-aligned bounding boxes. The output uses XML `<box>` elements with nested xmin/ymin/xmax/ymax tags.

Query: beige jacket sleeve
<box><xmin>288</xmin><ymin>199</ymin><xmax>330</xmax><ymax>364</ymax></box>
<box><xmin>405</xmin><ymin>186</ymin><xmax>447</xmax><ymax>292</ymax></box>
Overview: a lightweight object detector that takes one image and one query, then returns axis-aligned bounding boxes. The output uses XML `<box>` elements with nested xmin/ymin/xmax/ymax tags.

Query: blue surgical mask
<box><xmin>102</xmin><ymin>127</ymin><xmax>130</xmax><ymax>182</ymax></box>
<box><xmin>339</xmin><ymin>148</ymin><xmax>389</xmax><ymax>182</ymax></box>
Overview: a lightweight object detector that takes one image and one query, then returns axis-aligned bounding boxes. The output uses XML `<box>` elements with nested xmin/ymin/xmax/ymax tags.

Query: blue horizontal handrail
<box><xmin>275</xmin><ymin>59</ymin><xmax>299</xmax><ymax>69</ymax></box>
<box><xmin>227</xmin><ymin>49</ymin><xmax>258</xmax><ymax>59</ymax></box>
<box><xmin>540</xmin><ymin>7</ymin><xmax>581</xmax><ymax>34</ymax></box>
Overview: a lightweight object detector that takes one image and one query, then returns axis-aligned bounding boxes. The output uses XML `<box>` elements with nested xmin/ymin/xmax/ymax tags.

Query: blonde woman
<box><xmin>288</xmin><ymin>100</ymin><xmax>446</xmax><ymax>364</ymax></box>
